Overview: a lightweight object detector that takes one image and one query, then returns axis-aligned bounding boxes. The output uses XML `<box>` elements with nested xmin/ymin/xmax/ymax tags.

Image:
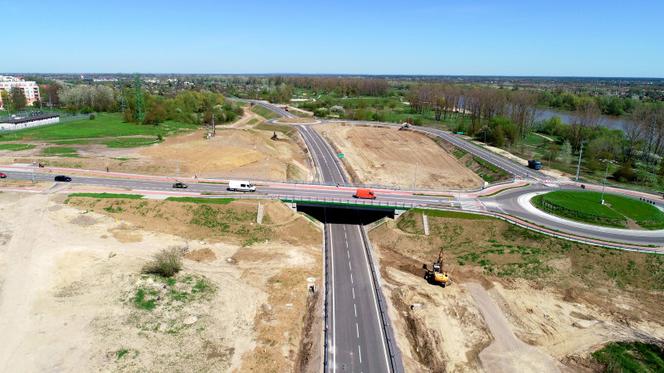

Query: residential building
<box><xmin>0</xmin><ymin>76</ymin><xmax>41</xmax><ymax>110</ymax></box>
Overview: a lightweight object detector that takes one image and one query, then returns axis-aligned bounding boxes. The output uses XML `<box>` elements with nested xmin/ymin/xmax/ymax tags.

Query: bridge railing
<box><xmin>277</xmin><ymin>194</ymin><xmax>419</xmax><ymax>209</ymax></box>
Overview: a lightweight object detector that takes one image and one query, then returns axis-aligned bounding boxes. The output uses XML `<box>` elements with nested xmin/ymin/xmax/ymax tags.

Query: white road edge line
<box><xmin>328</xmin><ymin>224</ymin><xmax>336</xmax><ymax>373</ymax></box>
<box><xmin>356</xmin><ymin>225</ymin><xmax>391</xmax><ymax>372</ymax></box>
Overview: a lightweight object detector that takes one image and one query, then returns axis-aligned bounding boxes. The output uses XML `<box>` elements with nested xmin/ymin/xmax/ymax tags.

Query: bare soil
<box><xmin>0</xmin><ymin>192</ymin><xmax>323</xmax><ymax>372</ymax></box>
<box><xmin>316</xmin><ymin>123</ymin><xmax>483</xmax><ymax>189</ymax></box>
<box><xmin>0</xmin><ymin>109</ymin><xmax>313</xmax><ymax>182</ymax></box>
<box><xmin>369</xmin><ymin>213</ymin><xmax>664</xmax><ymax>372</ymax></box>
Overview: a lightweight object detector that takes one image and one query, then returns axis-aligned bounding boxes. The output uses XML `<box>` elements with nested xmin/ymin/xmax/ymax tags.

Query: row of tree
<box><xmin>44</xmin><ymin>82</ymin><xmax>242</xmax><ymax>127</ymax></box>
<box><xmin>121</xmin><ymin>89</ymin><xmax>242</xmax><ymax>126</ymax></box>
<box><xmin>407</xmin><ymin>84</ymin><xmax>539</xmax><ymax>144</ymax></box>
<box><xmin>60</xmin><ymin>85</ymin><xmax>115</xmax><ymax>112</ymax></box>
<box><xmin>538</xmin><ymin>90</ymin><xmax>638</xmax><ymax>116</ymax></box>
<box><xmin>281</xmin><ymin>77</ymin><xmax>390</xmax><ymax>97</ymax></box>
<box><xmin>0</xmin><ymin>88</ymin><xmax>30</xmax><ymax>111</ymax></box>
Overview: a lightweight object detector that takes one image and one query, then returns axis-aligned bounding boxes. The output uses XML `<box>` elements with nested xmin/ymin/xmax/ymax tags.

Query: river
<box><xmin>535</xmin><ymin>108</ymin><xmax>630</xmax><ymax>131</ymax></box>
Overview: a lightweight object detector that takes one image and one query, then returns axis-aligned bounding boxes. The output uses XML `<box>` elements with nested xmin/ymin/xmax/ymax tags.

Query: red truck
<box><xmin>354</xmin><ymin>188</ymin><xmax>376</xmax><ymax>199</ymax></box>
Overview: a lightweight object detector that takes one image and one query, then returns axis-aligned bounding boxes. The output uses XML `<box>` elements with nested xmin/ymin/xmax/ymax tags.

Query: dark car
<box><xmin>0</xmin><ymin>172</ymin><xmax>7</xmax><ymax>179</ymax></box>
<box><xmin>172</xmin><ymin>182</ymin><xmax>188</xmax><ymax>189</ymax></box>
<box><xmin>54</xmin><ymin>175</ymin><xmax>72</xmax><ymax>182</ymax></box>
<box><xmin>528</xmin><ymin>160</ymin><xmax>542</xmax><ymax>170</ymax></box>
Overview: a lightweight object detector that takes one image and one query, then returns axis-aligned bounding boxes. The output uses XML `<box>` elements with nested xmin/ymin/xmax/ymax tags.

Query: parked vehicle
<box><xmin>528</xmin><ymin>160</ymin><xmax>542</xmax><ymax>170</ymax></box>
<box><xmin>0</xmin><ymin>172</ymin><xmax>7</xmax><ymax>179</ymax></box>
<box><xmin>172</xmin><ymin>182</ymin><xmax>188</xmax><ymax>189</ymax></box>
<box><xmin>227</xmin><ymin>180</ymin><xmax>256</xmax><ymax>192</ymax></box>
<box><xmin>54</xmin><ymin>175</ymin><xmax>72</xmax><ymax>182</ymax></box>
<box><xmin>353</xmin><ymin>188</ymin><xmax>376</xmax><ymax>199</ymax></box>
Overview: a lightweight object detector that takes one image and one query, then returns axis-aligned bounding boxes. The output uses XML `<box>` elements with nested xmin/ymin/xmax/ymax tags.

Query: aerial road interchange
<box><xmin>1</xmin><ymin>100</ymin><xmax>663</xmax><ymax>373</ymax></box>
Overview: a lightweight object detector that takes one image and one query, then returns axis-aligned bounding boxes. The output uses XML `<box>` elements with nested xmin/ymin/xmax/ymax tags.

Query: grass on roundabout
<box><xmin>531</xmin><ymin>190</ymin><xmax>664</xmax><ymax>230</ymax></box>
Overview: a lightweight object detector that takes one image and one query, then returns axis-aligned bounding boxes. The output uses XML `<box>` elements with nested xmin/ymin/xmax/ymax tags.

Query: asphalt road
<box><xmin>486</xmin><ymin>184</ymin><xmax>664</xmax><ymax>247</ymax></box>
<box><xmin>295</xmin><ymin>122</ymin><xmax>399</xmax><ymax>372</ymax></box>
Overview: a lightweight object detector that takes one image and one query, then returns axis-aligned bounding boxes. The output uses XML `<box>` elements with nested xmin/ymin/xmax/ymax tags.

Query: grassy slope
<box><xmin>391</xmin><ymin>210</ymin><xmax>664</xmax><ymax>290</ymax></box>
<box><xmin>0</xmin><ymin>143</ymin><xmax>36</xmax><ymax>151</ymax></box>
<box><xmin>533</xmin><ymin>190</ymin><xmax>664</xmax><ymax>229</ymax></box>
<box><xmin>592</xmin><ymin>341</ymin><xmax>664</xmax><ymax>372</ymax></box>
<box><xmin>251</xmin><ymin>105</ymin><xmax>279</xmax><ymax>120</ymax></box>
<box><xmin>68</xmin><ymin>193</ymin><xmax>144</xmax><ymax>199</ymax></box>
<box><xmin>0</xmin><ymin>113</ymin><xmax>196</xmax><ymax>143</ymax></box>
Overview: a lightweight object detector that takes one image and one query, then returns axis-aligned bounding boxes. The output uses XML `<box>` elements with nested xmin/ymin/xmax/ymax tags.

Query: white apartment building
<box><xmin>0</xmin><ymin>75</ymin><xmax>41</xmax><ymax>110</ymax></box>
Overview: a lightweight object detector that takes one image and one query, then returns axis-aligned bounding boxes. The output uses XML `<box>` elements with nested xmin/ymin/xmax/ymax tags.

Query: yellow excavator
<box><xmin>423</xmin><ymin>248</ymin><xmax>451</xmax><ymax>287</ymax></box>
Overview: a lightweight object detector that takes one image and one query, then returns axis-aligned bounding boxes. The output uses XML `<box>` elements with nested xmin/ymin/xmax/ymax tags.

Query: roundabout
<box><xmin>486</xmin><ymin>186</ymin><xmax>664</xmax><ymax>248</ymax></box>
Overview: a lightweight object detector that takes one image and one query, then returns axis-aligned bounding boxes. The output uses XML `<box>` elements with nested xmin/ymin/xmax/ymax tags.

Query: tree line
<box><xmin>48</xmin><ymin>83</ymin><xmax>242</xmax><ymax>127</ymax></box>
<box><xmin>539</xmin><ymin>90</ymin><xmax>638</xmax><ymax>116</ymax></box>
<box><xmin>407</xmin><ymin>83</ymin><xmax>664</xmax><ymax>185</ymax></box>
<box><xmin>277</xmin><ymin>76</ymin><xmax>390</xmax><ymax>97</ymax></box>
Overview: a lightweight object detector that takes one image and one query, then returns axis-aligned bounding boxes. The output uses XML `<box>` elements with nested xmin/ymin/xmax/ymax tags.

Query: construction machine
<box><xmin>423</xmin><ymin>248</ymin><xmax>451</xmax><ymax>287</ymax></box>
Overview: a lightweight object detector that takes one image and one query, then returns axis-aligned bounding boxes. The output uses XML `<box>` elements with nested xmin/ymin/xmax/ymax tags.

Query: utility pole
<box><xmin>575</xmin><ymin>142</ymin><xmax>584</xmax><ymax>182</ymax></box>
<box><xmin>212</xmin><ymin>113</ymin><xmax>216</xmax><ymax>137</ymax></box>
<box><xmin>134</xmin><ymin>75</ymin><xmax>144</xmax><ymax>123</ymax></box>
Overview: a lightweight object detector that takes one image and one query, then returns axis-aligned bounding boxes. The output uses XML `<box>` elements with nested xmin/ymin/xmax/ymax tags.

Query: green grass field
<box><xmin>165</xmin><ymin>197</ymin><xmax>235</xmax><ymax>204</ymax></box>
<box><xmin>0</xmin><ymin>143</ymin><xmax>36</xmax><ymax>151</ymax></box>
<box><xmin>251</xmin><ymin>105</ymin><xmax>279</xmax><ymax>120</ymax></box>
<box><xmin>532</xmin><ymin>190</ymin><xmax>664</xmax><ymax>229</ymax></box>
<box><xmin>68</xmin><ymin>193</ymin><xmax>144</xmax><ymax>199</ymax></box>
<box><xmin>42</xmin><ymin>146</ymin><xmax>79</xmax><ymax>157</ymax></box>
<box><xmin>592</xmin><ymin>341</ymin><xmax>664</xmax><ymax>372</ymax></box>
<box><xmin>0</xmin><ymin>113</ymin><xmax>196</xmax><ymax>147</ymax></box>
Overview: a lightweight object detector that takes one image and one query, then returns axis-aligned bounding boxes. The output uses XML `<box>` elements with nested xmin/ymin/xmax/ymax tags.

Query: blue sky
<box><xmin>1</xmin><ymin>0</ymin><xmax>662</xmax><ymax>77</ymax></box>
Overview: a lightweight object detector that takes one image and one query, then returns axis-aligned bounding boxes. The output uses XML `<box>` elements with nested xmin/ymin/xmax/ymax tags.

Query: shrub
<box><xmin>142</xmin><ymin>247</ymin><xmax>184</xmax><ymax>277</ymax></box>
<box><xmin>613</xmin><ymin>163</ymin><xmax>637</xmax><ymax>182</ymax></box>
<box><xmin>89</xmin><ymin>113</ymin><xmax>96</xmax><ymax>120</ymax></box>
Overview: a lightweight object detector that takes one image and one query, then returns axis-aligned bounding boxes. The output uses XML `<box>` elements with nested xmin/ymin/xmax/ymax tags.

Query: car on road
<box><xmin>227</xmin><ymin>180</ymin><xmax>256</xmax><ymax>192</ymax></box>
<box><xmin>0</xmin><ymin>172</ymin><xmax>6</xmax><ymax>179</ymax></box>
<box><xmin>54</xmin><ymin>175</ymin><xmax>72</xmax><ymax>182</ymax></box>
<box><xmin>353</xmin><ymin>188</ymin><xmax>376</xmax><ymax>199</ymax></box>
<box><xmin>528</xmin><ymin>159</ymin><xmax>543</xmax><ymax>170</ymax></box>
<box><xmin>172</xmin><ymin>182</ymin><xmax>188</xmax><ymax>189</ymax></box>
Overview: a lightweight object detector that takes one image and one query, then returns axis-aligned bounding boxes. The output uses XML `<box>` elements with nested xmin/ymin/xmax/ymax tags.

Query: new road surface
<box><xmin>297</xmin><ymin>123</ymin><xmax>402</xmax><ymax>372</ymax></box>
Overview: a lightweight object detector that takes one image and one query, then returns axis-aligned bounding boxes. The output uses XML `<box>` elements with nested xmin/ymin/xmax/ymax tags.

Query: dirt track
<box><xmin>316</xmin><ymin>124</ymin><xmax>483</xmax><ymax>189</ymax></box>
<box><xmin>466</xmin><ymin>283</ymin><xmax>565</xmax><ymax>373</ymax></box>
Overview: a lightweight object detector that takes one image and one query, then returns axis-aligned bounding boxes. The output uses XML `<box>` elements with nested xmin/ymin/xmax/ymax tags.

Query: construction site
<box><xmin>1</xmin><ymin>104</ymin><xmax>663</xmax><ymax>373</ymax></box>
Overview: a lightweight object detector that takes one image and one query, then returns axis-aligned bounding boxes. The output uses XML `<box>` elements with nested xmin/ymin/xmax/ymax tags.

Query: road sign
<box><xmin>337</xmin><ymin>153</ymin><xmax>344</xmax><ymax>159</ymax></box>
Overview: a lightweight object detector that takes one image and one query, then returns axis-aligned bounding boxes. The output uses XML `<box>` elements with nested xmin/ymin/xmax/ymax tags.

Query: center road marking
<box><xmin>356</xmin><ymin>322</ymin><xmax>360</xmax><ymax>338</ymax></box>
<box><xmin>358</xmin><ymin>345</ymin><xmax>362</xmax><ymax>364</ymax></box>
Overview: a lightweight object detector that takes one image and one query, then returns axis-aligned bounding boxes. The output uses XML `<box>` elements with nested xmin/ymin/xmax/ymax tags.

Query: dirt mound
<box><xmin>316</xmin><ymin>124</ymin><xmax>483</xmax><ymax>189</ymax></box>
<box><xmin>185</xmin><ymin>248</ymin><xmax>217</xmax><ymax>262</ymax></box>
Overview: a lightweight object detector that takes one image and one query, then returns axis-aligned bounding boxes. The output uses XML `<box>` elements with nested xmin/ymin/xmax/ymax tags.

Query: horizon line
<box><xmin>2</xmin><ymin>72</ymin><xmax>663</xmax><ymax>80</ymax></box>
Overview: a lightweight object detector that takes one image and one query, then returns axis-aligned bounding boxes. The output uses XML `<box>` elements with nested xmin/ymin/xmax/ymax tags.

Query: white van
<box><xmin>227</xmin><ymin>180</ymin><xmax>256</xmax><ymax>192</ymax></box>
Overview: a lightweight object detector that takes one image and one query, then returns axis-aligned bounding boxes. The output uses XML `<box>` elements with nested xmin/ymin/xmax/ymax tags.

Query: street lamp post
<box><xmin>575</xmin><ymin>142</ymin><xmax>584</xmax><ymax>182</ymax></box>
<box><xmin>599</xmin><ymin>159</ymin><xmax>614</xmax><ymax>205</ymax></box>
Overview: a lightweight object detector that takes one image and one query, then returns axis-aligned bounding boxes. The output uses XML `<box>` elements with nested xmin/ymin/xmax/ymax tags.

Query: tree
<box><xmin>1</xmin><ymin>91</ymin><xmax>13</xmax><ymax>111</ymax></box>
<box><xmin>544</xmin><ymin>142</ymin><xmax>561</xmax><ymax>163</ymax></box>
<box><xmin>144</xmin><ymin>100</ymin><xmax>167</xmax><ymax>125</ymax></box>
<box><xmin>569</xmin><ymin>98</ymin><xmax>601</xmax><ymax>150</ymax></box>
<box><xmin>559</xmin><ymin>140</ymin><xmax>573</xmax><ymax>165</ymax></box>
<box><xmin>10</xmin><ymin>87</ymin><xmax>27</xmax><ymax>110</ymax></box>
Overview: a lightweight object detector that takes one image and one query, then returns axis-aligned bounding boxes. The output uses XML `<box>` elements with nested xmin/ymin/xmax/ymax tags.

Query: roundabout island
<box><xmin>531</xmin><ymin>190</ymin><xmax>664</xmax><ymax>230</ymax></box>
